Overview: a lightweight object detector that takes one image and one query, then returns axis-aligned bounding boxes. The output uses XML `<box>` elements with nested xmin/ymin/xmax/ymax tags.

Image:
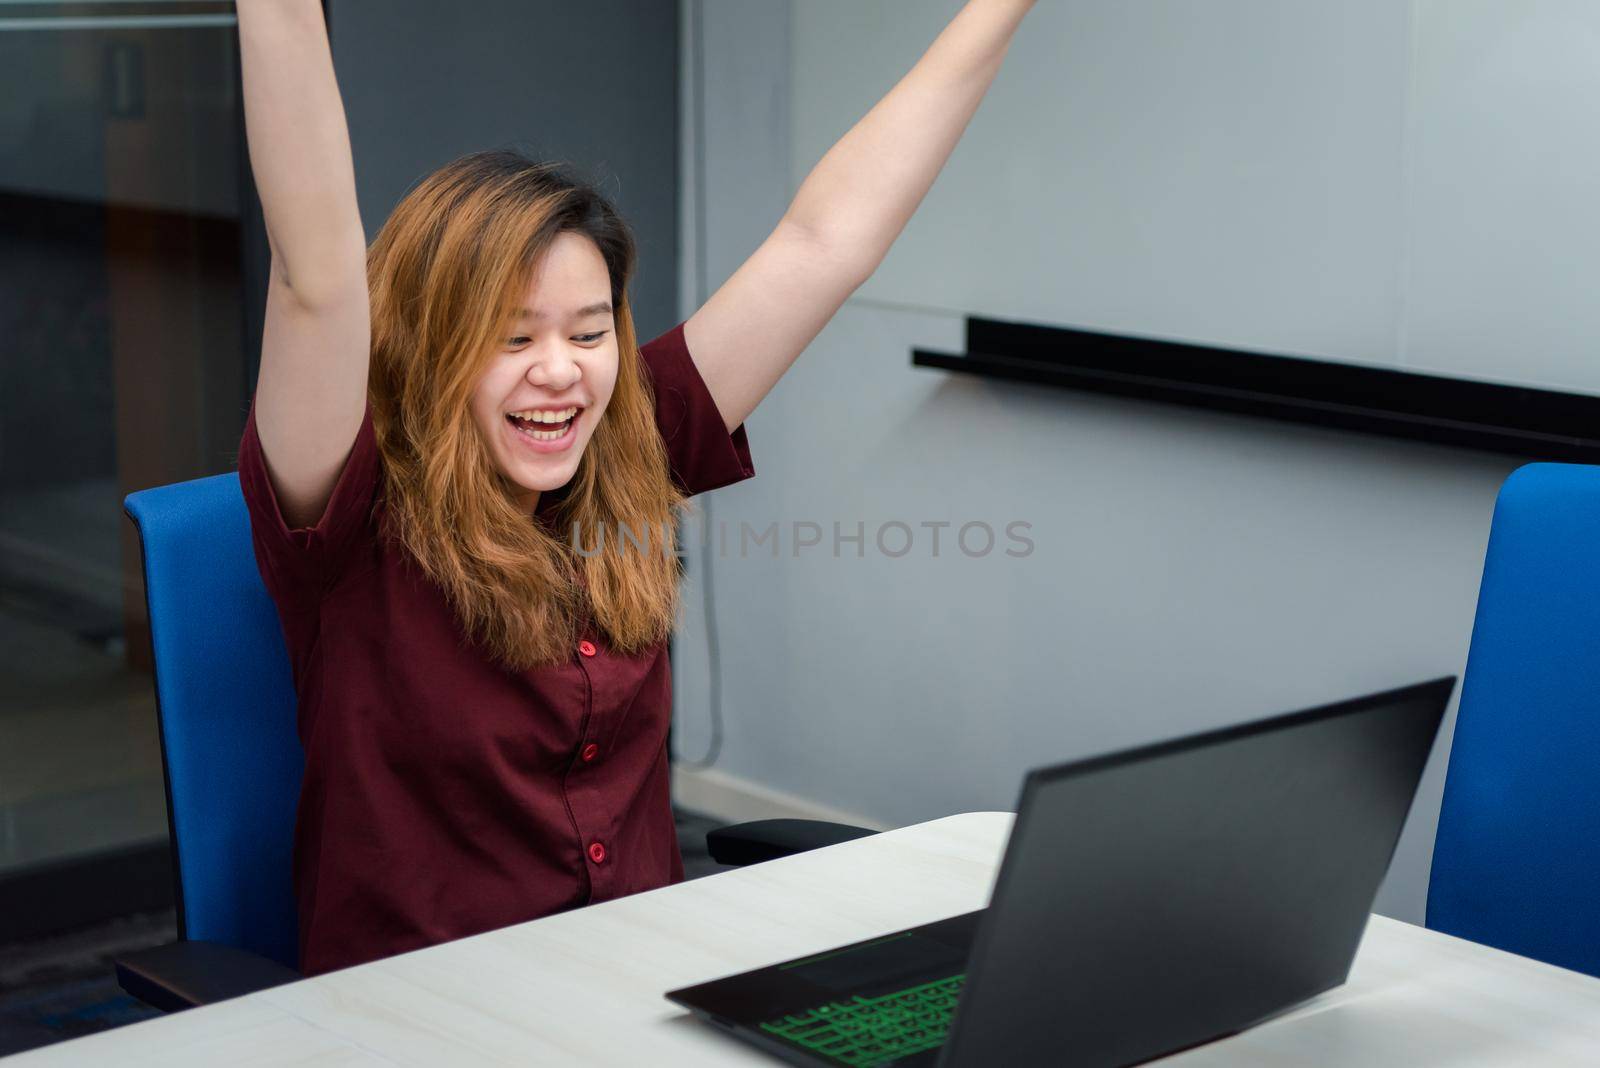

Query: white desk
<box><xmin>12</xmin><ymin>812</ymin><xmax>1600</xmax><ymax>1066</ymax></box>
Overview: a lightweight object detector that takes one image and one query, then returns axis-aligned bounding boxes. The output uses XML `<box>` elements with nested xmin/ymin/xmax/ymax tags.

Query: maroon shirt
<box><xmin>237</xmin><ymin>322</ymin><xmax>753</xmax><ymax>976</ymax></box>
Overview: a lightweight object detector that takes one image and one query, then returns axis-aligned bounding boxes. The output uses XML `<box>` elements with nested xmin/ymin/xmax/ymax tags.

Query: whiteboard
<box><xmin>790</xmin><ymin>0</ymin><xmax>1600</xmax><ymax>398</ymax></box>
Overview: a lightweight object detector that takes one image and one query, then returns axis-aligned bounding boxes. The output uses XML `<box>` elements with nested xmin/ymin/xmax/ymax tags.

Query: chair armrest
<box><xmin>706</xmin><ymin>818</ymin><xmax>878</xmax><ymax>866</ymax></box>
<box><xmin>114</xmin><ymin>939</ymin><xmax>301</xmax><ymax>1012</ymax></box>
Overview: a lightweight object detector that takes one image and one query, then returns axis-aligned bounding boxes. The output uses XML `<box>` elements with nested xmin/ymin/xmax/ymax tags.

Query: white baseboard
<box><xmin>670</xmin><ymin>764</ymin><xmax>891</xmax><ymax>831</ymax></box>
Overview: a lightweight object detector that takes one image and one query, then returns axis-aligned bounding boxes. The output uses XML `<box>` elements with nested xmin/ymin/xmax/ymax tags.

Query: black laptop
<box><xmin>665</xmin><ymin>676</ymin><xmax>1454</xmax><ymax>1067</ymax></box>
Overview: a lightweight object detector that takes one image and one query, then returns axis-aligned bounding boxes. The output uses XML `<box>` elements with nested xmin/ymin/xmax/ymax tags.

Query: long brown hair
<box><xmin>366</xmin><ymin>150</ymin><xmax>685</xmax><ymax>672</ymax></box>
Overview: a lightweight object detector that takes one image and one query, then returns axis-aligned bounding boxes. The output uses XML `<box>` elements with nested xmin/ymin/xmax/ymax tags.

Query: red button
<box><xmin>588</xmin><ymin>841</ymin><xmax>607</xmax><ymax>864</ymax></box>
<box><xmin>581</xmin><ymin>742</ymin><xmax>599</xmax><ymax>763</ymax></box>
<box><xmin>578</xmin><ymin>639</ymin><xmax>597</xmax><ymax>657</ymax></box>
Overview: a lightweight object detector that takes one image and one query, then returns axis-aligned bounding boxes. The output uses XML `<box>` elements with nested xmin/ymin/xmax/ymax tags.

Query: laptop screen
<box><xmin>943</xmin><ymin>677</ymin><xmax>1452</xmax><ymax>1067</ymax></box>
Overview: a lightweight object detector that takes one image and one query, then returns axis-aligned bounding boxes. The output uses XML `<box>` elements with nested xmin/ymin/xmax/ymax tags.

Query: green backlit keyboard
<box><xmin>758</xmin><ymin>973</ymin><xmax>964</xmax><ymax>1067</ymax></box>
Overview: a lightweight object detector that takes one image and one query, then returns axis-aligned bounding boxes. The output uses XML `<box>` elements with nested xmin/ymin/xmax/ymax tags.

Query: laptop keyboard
<box><xmin>757</xmin><ymin>973</ymin><xmax>964</xmax><ymax>1066</ymax></box>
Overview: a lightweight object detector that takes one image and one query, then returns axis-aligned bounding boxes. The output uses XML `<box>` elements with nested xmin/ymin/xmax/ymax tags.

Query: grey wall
<box><xmin>787</xmin><ymin>0</ymin><xmax>1600</xmax><ymax>396</ymax></box>
<box><xmin>673</xmin><ymin>1</ymin><xmax>1526</xmax><ymax>925</ymax></box>
<box><xmin>328</xmin><ymin>0</ymin><xmax>679</xmax><ymax>339</ymax></box>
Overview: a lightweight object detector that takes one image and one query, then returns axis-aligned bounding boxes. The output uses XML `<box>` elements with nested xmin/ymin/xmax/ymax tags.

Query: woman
<box><xmin>237</xmin><ymin>0</ymin><xmax>1035</xmax><ymax>976</ymax></box>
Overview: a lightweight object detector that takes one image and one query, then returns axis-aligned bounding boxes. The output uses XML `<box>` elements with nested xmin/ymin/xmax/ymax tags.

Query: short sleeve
<box><xmin>237</xmin><ymin>395</ymin><xmax>381</xmax><ymax>615</ymax></box>
<box><xmin>640</xmin><ymin>321</ymin><xmax>755</xmax><ymax>497</ymax></box>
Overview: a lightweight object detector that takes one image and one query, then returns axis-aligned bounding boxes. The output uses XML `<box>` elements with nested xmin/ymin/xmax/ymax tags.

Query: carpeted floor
<box><xmin>0</xmin><ymin>907</ymin><xmax>174</xmax><ymax>1056</ymax></box>
<box><xmin>0</xmin><ymin>806</ymin><xmax>732</xmax><ymax>1057</ymax></box>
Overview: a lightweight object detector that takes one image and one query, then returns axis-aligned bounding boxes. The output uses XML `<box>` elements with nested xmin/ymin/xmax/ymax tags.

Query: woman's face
<box><xmin>471</xmin><ymin>231</ymin><xmax>619</xmax><ymax>513</ymax></box>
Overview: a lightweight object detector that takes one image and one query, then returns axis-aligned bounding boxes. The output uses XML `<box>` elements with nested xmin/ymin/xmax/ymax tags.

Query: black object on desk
<box><xmin>667</xmin><ymin>676</ymin><xmax>1455</xmax><ymax>1068</ymax></box>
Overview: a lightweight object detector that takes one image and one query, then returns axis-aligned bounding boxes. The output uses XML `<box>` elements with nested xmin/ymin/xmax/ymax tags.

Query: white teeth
<box><xmin>520</xmin><ymin>425</ymin><xmax>567</xmax><ymax>441</ymax></box>
<box><xmin>508</xmin><ymin>406</ymin><xmax>577</xmax><ymax>423</ymax></box>
<box><xmin>507</xmin><ymin>406</ymin><xmax>579</xmax><ymax>444</ymax></box>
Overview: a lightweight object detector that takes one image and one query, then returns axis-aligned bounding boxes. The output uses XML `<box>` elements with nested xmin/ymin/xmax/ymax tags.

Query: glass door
<box><xmin>0</xmin><ymin>0</ymin><xmax>257</xmax><ymax>940</ymax></box>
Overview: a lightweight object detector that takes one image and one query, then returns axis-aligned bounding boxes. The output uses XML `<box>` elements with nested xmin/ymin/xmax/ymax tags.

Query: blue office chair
<box><xmin>117</xmin><ymin>472</ymin><xmax>872</xmax><ymax>1010</ymax></box>
<box><xmin>1428</xmin><ymin>463</ymin><xmax>1600</xmax><ymax>978</ymax></box>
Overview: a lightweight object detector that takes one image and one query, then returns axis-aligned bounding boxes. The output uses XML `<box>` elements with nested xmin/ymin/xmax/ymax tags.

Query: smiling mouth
<box><xmin>506</xmin><ymin>408</ymin><xmax>580</xmax><ymax>441</ymax></box>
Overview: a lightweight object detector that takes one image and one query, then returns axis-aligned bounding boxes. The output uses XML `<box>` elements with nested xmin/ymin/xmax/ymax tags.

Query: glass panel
<box><xmin>0</xmin><ymin>1</ymin><xmax>244</xmax><ymax>923</ymax></box>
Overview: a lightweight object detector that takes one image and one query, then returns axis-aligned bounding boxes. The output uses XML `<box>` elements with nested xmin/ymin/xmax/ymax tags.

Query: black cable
<box><xmin>677</xmin><ymin>0</ymin><xmax>723</xmax><ymax>770</ymax></box>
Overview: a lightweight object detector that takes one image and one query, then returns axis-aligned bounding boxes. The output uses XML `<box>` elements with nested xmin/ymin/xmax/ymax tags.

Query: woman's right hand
<box><xmin>238</xmin><ymin>0</ymin><xmax>371</xmax><ymax>530</ymax></box>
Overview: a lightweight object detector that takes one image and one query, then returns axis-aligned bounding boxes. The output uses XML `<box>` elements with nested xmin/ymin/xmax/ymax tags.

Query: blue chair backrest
<box><xmin>1428</xmin><ymin>463</ymin><xmax>1600</xmax><ymax>977</ymax></box>
<box><xmin>124</xmin><ymin>473</ymin><xmax>301</xmax><ymax>970</ymax></box>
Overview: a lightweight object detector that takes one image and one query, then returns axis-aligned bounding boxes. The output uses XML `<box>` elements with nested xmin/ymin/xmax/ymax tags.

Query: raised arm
<box><xmin>239</xmin><ymin>0</ymin><xmax>371</xmax><ymax>529</ymax></box>
<box><xmin>684</xmin><ymin>0</ymin><xmax>1035</xmax><ymax>432</ymax></box>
